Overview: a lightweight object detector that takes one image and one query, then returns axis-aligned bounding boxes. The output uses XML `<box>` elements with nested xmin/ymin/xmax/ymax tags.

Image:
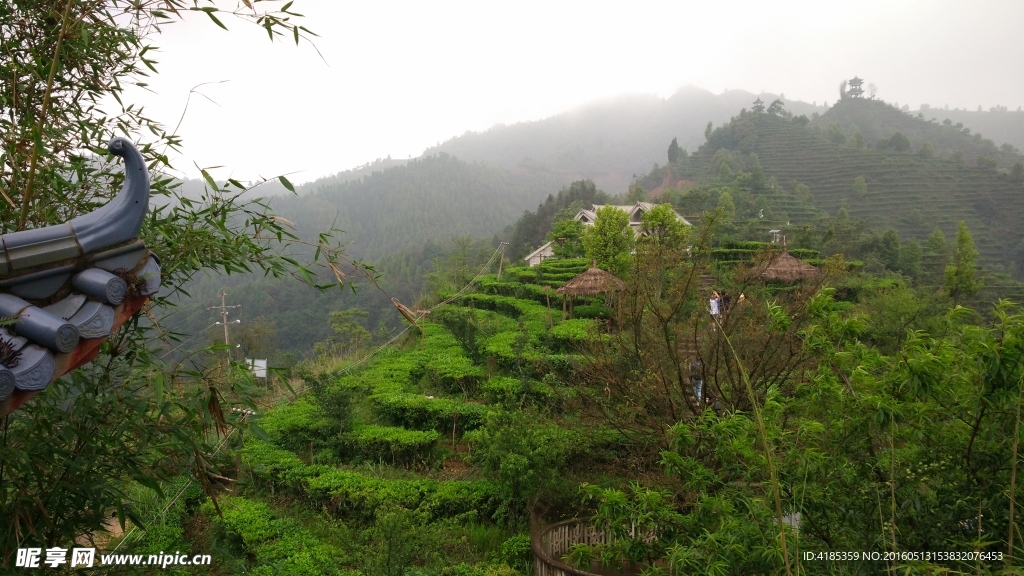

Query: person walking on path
<box><xmin>709</xmin><ymin>290</ymin><xmax>721</xmax><ymax>330</ymax></box>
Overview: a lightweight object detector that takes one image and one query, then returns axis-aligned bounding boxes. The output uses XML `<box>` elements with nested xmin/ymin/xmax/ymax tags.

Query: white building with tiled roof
<box><xmin>523</xmin><ymin>241</ymin><xmax>555</xmax><ymax>267</ymax></box>
<box><xmin>575</xmin><ymin>202</ymin><xmax>690</xmax><ymax>235</ymax></box>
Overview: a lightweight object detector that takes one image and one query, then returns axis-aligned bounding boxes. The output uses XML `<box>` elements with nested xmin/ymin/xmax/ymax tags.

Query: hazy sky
<box><xmin>123</xmin><ymin>0</ymin><xmax>1024</xmax><ymax>185</ymax></box>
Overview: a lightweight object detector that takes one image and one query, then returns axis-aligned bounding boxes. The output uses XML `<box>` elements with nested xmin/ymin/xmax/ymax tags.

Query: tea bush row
<box><xmin>349</xmin><ymin>425</ymin><xmax>440</xmax><ymax>465</ymax></box>
<box><xmin>201</xmin><ymin>495</ymin><xmax>353</xmax><ymax>576</ymax></box>
<box><xmin>242</xmin><ymin>441</ymin><xmax>501</xmax><ymax>525</ymax></box>
<box><xmin>369</xmin><ymin>392</ymin><xmax>488</xmax><ymax>433</ymax></box>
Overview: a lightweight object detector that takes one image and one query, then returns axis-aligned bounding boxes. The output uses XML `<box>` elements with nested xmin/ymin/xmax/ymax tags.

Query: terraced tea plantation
<box><xmin>691</xmin><ymin>101</ymin><xmax>1024</xmax><ymax>274</ymax></box>
<box><xmin>130</xmin><ymin>258</ymin><xmax>622</xmax><ymax>575</ymax></box>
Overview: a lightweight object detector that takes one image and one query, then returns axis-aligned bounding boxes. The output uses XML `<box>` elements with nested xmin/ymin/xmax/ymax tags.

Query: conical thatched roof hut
<box><xmin>759</xmin><ymin>251</ymin><xmax>819</xmax><ymax>283</ymax></box>
<box><xmin>555</xmin><ymin>266</ymin><xmax>626</xmax><ymax>296</ymax></box>
<box><xmin>555</xmin><ymin>265</ymin><xmax>626</xmax><ymax>321</ymax></box>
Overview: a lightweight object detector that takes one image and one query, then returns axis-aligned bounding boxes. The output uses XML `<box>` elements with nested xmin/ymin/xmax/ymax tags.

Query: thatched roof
<box><xmin>555</xmin><ymin>266</ymin><xmax>626</xmax><ymax>296</ymax></box>
<box><xmin>759</xmin><ymin>251</ymin><xmax>819</xmax><ymax>283</ymax></box>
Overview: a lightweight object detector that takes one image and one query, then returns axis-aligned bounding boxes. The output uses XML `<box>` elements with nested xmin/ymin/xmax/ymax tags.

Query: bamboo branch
<box><xmin>18</xmin><ymin>0</ymin><xmax>75</xmax><ymax>231</ymax></box>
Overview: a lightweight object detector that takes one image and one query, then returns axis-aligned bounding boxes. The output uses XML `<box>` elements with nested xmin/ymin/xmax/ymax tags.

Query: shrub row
<box><xmin>348</xmin><ymin>424</ymin><xmax>440</xmax><ymax>465</ymax></box>
<box><xmin>454</xmin><ymin>294</ymin><xmax>552</xmax><ymax>346</ymax></box>
<box><xmin>549</xmin><ymin>318</ymin><xmax>605</xmax><ymax>343</ymax></box>
<box><xmin>258</xmin><ymin>398</ymin><xmax>336</xmax><ymax>452</ymax></box>
<box><xmin>327</xmin><ymin>325</ymin><xmax>461</xmax><ymax>397</ymax></box>
<box><xmin>482</xmin><ymin>376</ymin><xmax>553</xmax><ymax>407</ymax></box>
<box><xmin>710</xmin><ymin>247</ymin><xmax>819</xmax><ymax>262</ymax></box>
<box><xmin>423</xmin><ymin>348</ymin><xmax>485</xmax><ymax>392</ymax></box>
<box><xmin>369</xmin><ymin>392</ymin><xmax>488</xmax><ymax>434</ymax></box>
<box><xmin>201</xmin><ymin>495</ymin><xmax>353</xmax><ymax>576</ymax></box>
<box><xmin>536</xmin><ymin>257</ymin><xmax>589</xmax><ymax>273</ymax></box>
<box><xmin>242</xmin><ymin>441</ymin><xmax>501</xmax><ymax>524</ymax></box>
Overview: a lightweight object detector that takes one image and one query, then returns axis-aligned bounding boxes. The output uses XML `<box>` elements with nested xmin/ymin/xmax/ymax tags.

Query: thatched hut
<box><xmin>758</xmin><ymin>251</ymin><xmax>819</xmax><ymax>283</ymax></box>
<box><xmin>555</xmin><ymin>265</ymin><xmax>626</xmax><ymax>319</ymax></box>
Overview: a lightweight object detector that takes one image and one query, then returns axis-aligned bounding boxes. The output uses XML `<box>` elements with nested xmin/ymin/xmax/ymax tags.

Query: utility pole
<box><xmin>496</xmin><ymin>241</ymin><xmax>508</xmax><ymax>281</ymax></box>
<box><xmin>208</xmin><ymin>291</ymin><xmax>241</xmax><ymax>352</ymax></box>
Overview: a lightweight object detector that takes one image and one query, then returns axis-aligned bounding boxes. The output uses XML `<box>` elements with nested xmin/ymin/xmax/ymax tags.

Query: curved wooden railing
<box><xmin>532</xmin><ymin>517</ymin><xmax>607</xmax><ymax>576</ymax></box>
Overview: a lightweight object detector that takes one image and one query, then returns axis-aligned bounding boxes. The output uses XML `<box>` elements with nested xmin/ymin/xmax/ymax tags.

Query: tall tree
<box><xmin>626</xmin><ymin>182</ymin><xmax>646</xmax><ymax>203</ymax></box>
<box><xmin>889</xmin><ymin>131</ymin><xmax>911</xmax><ymax>153</ymax></box>
<box><xmin>852</xmin><ymin>175</ymin><xmax>868</xmax><ymax>196</ymax></box>
<box><xmin>546</xmin><ymin>218</ymin><xmax>586</xmax><ymax>258</ymax></box>
<box><xmin>667</xmin><ymin>137</ymin><xmax>681</xmax><ymax>164</ymax></box>
<box><xmin>638</xmin><ymin>204</ymin><xmax>688</xmax><ymax>248</ymax></box>
<box><xmin>879</xmin><ymin>228</ymin><xmax>901</xmax><ymax>271</ymax></box>
<box><xmin>924</xmin><ymin>227</ymin><xmax>949</xmax><ymax>285</ymax></box>
<box><xmin>582</xmin><ymin>206</ymin><xmax>634</xmax><ymax>276</ymax></box>
<box><xmin>944</xmin><ymin>220</ymin><xmax>981</xmax><ymax>304</ymax></box>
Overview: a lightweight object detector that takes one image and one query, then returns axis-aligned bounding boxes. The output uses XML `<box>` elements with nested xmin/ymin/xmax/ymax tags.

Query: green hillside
<box><xmin>917</xmin><ymin>105</ymin><xmax>1024</xmax><ymax>155</ymax></box>
<box><xmin>270</xmin><ymin>153</ymin><xmax>562</xmax><ymax>260</ymax></box>
<box><xmin>818</xmin><ymin>98</ymin><xmax>1021</xmax><ymax>166</ymax></box>
<box><xmin>689</xmin><ymin>102</ymin><xmax>1024</xmax><ymax>274</ymax></box>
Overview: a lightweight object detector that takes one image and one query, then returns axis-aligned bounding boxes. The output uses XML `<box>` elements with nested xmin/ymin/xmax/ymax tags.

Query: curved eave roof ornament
<box><xmin>0</xmin><ymin>138</ymin><xmax>160</xmax><ymax>416</ymax></box>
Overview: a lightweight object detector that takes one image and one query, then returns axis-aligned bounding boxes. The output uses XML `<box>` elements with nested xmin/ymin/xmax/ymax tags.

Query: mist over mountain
<box><xmin>167</xmin><ymin>85</ymin><xmax>1024</xmax><ymax>357</ymax></box>
<box><xmin>426</xmin><ymin>86</ymin><xmax>825</xmax><ymax>192</ymax></box>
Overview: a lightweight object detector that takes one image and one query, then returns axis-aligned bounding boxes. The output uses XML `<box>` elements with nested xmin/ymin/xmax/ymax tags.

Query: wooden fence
<box><xmin>532</xmin><ymin>517</ymin><xmax>608</xmax><ymax>576</ymax></box>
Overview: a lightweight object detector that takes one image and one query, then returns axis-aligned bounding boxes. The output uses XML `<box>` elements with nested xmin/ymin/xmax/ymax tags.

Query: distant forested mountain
<box><xmin>650</xmin><ymin>97</ymin><xmax>1024</xmax><ymax>274</ymax></box>
<box><xmin>427</xmin><ymin>87</ymin><xmax>825</xmax><ymax>192</ymax></box>
<box><xmin>270</xmin><ymin>153</ymin><xmax>563</xmax><ymax>260</ymax></box>
<box><xmin>818</xmin><ymin>98</ymin><xmax>1021</xmax><ymax>166</ymax></box>
<box><xmin>916</xmin><ymin>104</ymin><xmax>1024</xmax><ymax>153</ymax></box>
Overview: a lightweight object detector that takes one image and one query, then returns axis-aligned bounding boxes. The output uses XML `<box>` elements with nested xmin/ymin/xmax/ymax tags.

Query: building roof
<box><xmin>523</xmin><ymin>240</ymin><xmax>555</xmax><ymax>262</ymax></box>
<box><xmin>0</xmin><ymin>138</ymin><xmax>160</xmax><ymax>416</ymax></box>
<box><xmin>758</xmin><ymin>251</ymin><xmax>819</xmax><ymax>283</ymax></box>
<box><xmin>575</xmin><ymin>202</ymin><xmax>691</xmax><ymax>228</ymax></box>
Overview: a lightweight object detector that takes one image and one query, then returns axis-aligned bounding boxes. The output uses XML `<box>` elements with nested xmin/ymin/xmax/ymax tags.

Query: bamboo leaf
<box><xmin>205</xmin><ymin>10</ymin><xmax>228</xmax><ymax>30</ymax></box>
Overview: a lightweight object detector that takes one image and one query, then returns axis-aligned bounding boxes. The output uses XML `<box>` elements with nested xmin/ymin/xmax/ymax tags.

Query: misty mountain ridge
<box><xmin>165</xmin><ymin>85</ymin><xmax>1024</xmax><ymax>356</ymax></box>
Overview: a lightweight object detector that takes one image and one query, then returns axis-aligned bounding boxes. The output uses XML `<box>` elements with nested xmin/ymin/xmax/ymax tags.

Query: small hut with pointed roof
<box><xmin>555</xmin><ymin>265</ymin><xmax>626</xmax><ymax>319</ymax></box>
<box><xmin>759</xmin><ymin>251</ymin><xmax>819</xmax><ymax>283</ymax></box>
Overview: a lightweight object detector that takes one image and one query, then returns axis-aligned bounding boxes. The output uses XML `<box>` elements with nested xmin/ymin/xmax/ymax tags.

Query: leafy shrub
<box><xmin>258</xmin><ymin>398</ymin><xmax>335</xmax><ymax>453</ymax></box>
<box><xmin>483</xmin><ymin>376</ymin><xmax>552</xmax><ymax>407</ymax></box>
<box><xmin>130</xmin><ymin>477</ymin><xmax>204</xmax><ymax>556</ymax></box>
<box><xmin>470</xmin><ymin>411</ymin><xmax>596</xmax><ymax>526</ymax></box>
<box><xmin>208</xmin><ymin>496</ymin><xmax>276</xmax><ymax>548</ymax></box>
<box><xmin>203</xmin><ymin>496</ymin><xmax>350</xmax><ymax>576</ymax></box>
<box><xmin>549</xmin><ymin>318</ymin><xmax>603</xmax><ymax>343</ymax></box>
<box><xmin>349</xmin><ymin>425</ymin><xmax>439</xmax><ymax>466</ymax></box>
<box><xmin>242</xmin><ymin>440</ymin><xmax>313</xmax><ymax>492</ymax></box>
<box><xmin>243</xmin><ymin>442</ymin><xmax>500</xmax><ymax>524</ymax></box>
<box><xmin>303</xmin><ymin>470</ymin><xmax>499</xmax><ymax>524</ymax></box>
<box><xmin>476</xmin><ymin>277</ymin><xmax>550</xmax><ymax>304</ymax></box>
<box><xmin>369</xmin><ymin>393</ymin><xmax>488</xmax><ymax>434</ymax></box>
<box><xmin>420</xmin><ymin>480</ymin><xmax>501</xmax><ymax>522</ymax></box>
<box><xmin>498</xmin><ymin>534</ymin><xmax>532</xmax><ymax>572</ymax></box>
<box><xmin>572</xmin><ymin>303</ymin><xmax>612</xmax><ymax>319</ymax></box>
<box><xmin>424</xmin><ymin>349</ymin><xmax>485</xmax><ymax>393</ymax></box>
<box><xmin>457</xmin><ymin>294</ymin><xmax>548</xmax><ymax>325</ymax></box>
<box><xmin>304</xmin><ymin>470</ymin><xmax>427</xmax><ymax>521</ymax></box>
<box><xmin>537</xmin><ymin>257</ymin><xmax>589</xmax><ymax>272</ymax></box>
<box><xmin>482</xmin><ymin>331</ymin><xmax>521</xmax><ymax>361</ymax></box>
